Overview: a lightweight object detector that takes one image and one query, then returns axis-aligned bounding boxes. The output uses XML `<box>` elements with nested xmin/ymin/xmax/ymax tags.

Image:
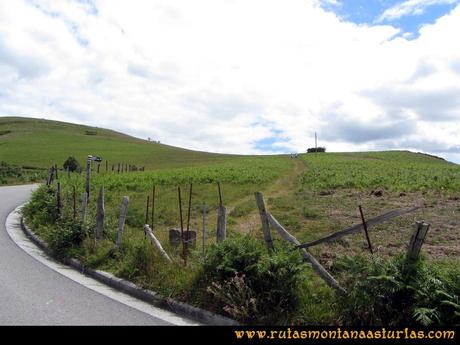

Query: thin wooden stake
<box><xmin>56</xmin><ymin>182</ymin><xmax>61</xmax><ymax>218</ymax></box>
<box><xmin>95</xmin><ymin>186</ymin><xmax>105</xmax><ymax>239</ymax></box>
<box><xmin>151</xmin><ymin>186</ymin><xmax>155</xmax><ymax>229</ymax></box>
<box><xmin>202</xmin><ymin>204</ymin><xmax>206</xmax><ymax>255</ymax></box>
<box><xmin>72</xmin><ymin>186</ymin><xmax>76</xmax><ymax>221</ymax></box>
<box><xmin>358</xmin><ymin>205</ymin><xmax>373</xmax><ymax>255</ymax></box>
<box><xmin>178</xmin><ymin>186</ymin><xmax>185</xmax><ymax>265</ymax></box>
<box><xmin>116</xmin><ymin>196</ymin><xmax>129</xmax><ymax>247</ymax></box>
<box><xmin>216</xmin><ymin>205</ymin><xmax>227</xmax><ymax>242</ymax></box>
<box><xmin>54</xmin><ymin>164</ymin><xmax>58</xmax><ymax>180</ymax></box>
<box><xmin>217</xmin><ymin>182</ymin><xmax>223</xmax><ymax>205</ymax></box>
<box><xmin>80</xmin><ymin>192</ymin><xmax>88</xmax><ymax>238</ymax></box>
<box><xmin>145</xmin><ymin>195</ymin><xmax>150</xmax><ymax>226</ymax></box>
<box><xmin>85</xmin><ymin>158</ymin><xmax>91</xmax><ymax>202</ymax></box>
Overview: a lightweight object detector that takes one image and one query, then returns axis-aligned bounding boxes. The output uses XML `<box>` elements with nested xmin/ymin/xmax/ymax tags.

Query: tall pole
<box><xmin>85</xmin><ymin>156</ymin><xmax>91</xmax><ymax>203</ymax></box>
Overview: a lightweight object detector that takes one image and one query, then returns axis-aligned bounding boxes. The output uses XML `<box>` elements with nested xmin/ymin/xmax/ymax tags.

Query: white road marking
<box><xmin>5</xmin><ymin>206</ymin><xmax>199</xmax><ymax>326</ymax></box>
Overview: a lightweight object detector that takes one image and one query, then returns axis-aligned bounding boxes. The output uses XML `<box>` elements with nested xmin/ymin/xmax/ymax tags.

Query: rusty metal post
<box><xmin>359</xmin><ymin>205</ymin><xmax>373</xmax><ymax>255</ymax></box>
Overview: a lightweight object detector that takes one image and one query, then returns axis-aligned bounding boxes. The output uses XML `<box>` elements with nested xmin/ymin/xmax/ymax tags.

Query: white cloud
<box><xmin>377</xmin><ymin>0</ymin><xmax>459</xmax><ymax>22</ymax></box>
<box><xmin>0</xmin><ymin>0</ymin><xmax>459</xmax><ymax>162</ymax></box>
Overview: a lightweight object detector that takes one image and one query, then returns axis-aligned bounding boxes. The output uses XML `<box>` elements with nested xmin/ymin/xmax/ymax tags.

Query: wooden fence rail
<box><xmin>296</xmin><ymin>206</ymin><xmax>419</xmax><ymax>249</ymax></box>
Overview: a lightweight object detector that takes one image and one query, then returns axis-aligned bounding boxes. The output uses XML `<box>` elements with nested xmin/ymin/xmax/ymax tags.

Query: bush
<box><xmin>334</xmin><ymin>254</ymin><xmax>460</xmax><ymax>326</ymax></box>
<box><xmin>63</xmin><ymin>156</ymin><xmax>81</xmax><ymax>172</ymax></box>
<box><xmin>307</xmin><ymin>147</ymin><xmax>326</xmax><ymax>153</ymax></box>
<box><xmin>47</xmin><ymin>219</ymin><xmax>85</xmax><ymax>258</ymax></box>
<box><xmin>200</xmin><ymin>235</ymin><xmax>305</xmax><ymax>324</ymax></box>
<box><xmin>22</xmin><ymin>185</ymin><xmax>58</xmax><ymax>225</ymax></box>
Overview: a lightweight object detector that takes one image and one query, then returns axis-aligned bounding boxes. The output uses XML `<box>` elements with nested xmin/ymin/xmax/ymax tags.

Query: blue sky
<box><xmin>1</xmin><ymin>0</ymin><xmax>460</xmax><ymax>163</ymax></box>
<box><xmin>319</xmin><ymin>0</ymin><xmax>460</xmax><ymax>38</ymax></box>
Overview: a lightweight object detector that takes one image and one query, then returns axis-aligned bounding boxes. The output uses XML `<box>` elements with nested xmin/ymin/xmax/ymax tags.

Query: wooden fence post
<box><xmin>80</xmin><ymin>192</ymin><xmax>88</xmax><ymax>224</ymax></box>
<box><xmin>151</xmin><ymin>186</ymin><xmax>155</xmax><ymax>230</ymax></box>
<box><xmin>407</xmin><ymin>221</ymin><xmax>430</xmax><ymax>262</ymax></box>
<box><xmin>202</xmin><ymin>204</ymin><xmax>206</xmax><ymax>255</ymax></box>
<box><xmin>255</xmin><ymin>192</ymin><xmax>274</xmax><ymax>252</ymax></box>
<box><xmin>116</xmin><ymin>196</ymin><xmax>129</xmax><ymax>247</ymax></box>
<box><xmin>266</xmin><ymin>212</ymin><xmax>346</xmax><ymax>294</ymax></box>
<box><xmin>95</xmin><ymin>186</ymin><xmax>105</xmax><ymax>239</ymax></box>
<box><xmin>56</xmin><ymin>182</ymin><xmax>61</xmax><ymax>218</ymax></box>
<box><xmin>67</xmin><ymin>166</ymin><xmax>70</xmax><ymax>178</ymax></box>
<box><xmin>358</xmin><ymin>205</ymin><xmax>373</xmax><ymax>255</ymax></box>
<box><xmin>216</xmin><ymin>182</ymin><xmax>226</xmax><ymax>242</ymax></box>
<box><xmin>72</xmin><ymin>186</ymin><xmax>76</xmax><ymax>221</ymax></box>
<box><xmin>216</xmin><ymin>205</ymin><xmax>227</xmax><ymax>242</ymax></box>
<box><xmin>54</xmin><ymin>164</ymin><xmax>58</xmax><ymax>180</ymax></box>
<box><xmin>47</xmin><ymin>167</ymin><xmax>54</xmax><ymax>186</ymax></box>
<box><xmin>145</xmin><ymin>195</ymin><xmax>150</xmax><ymax>226</ymax></box>
<box><xmin>85</xmin><ymin>158</ymin><xmax>91</xmax><ymax>202</ymax></box>
<box><xmin>144</xmin><ymin>225</ymin><xmax>172</xmax><ymax>262</ymax></box>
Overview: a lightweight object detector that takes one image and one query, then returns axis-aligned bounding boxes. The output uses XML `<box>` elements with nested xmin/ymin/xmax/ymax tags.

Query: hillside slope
<box><xmin>0</xmin><ymin>116</ymin><xmax>237</xmax><ymax>169</ymax></box>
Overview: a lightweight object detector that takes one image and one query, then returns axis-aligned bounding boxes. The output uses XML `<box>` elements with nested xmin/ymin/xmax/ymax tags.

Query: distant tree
<box><xmin>63</xmin><ymin>156</ymin><xmax>81</xmax><ymax>172</ymax></box>
<box><xmin>307</xmin><ymin>147</ymin><xmax>326</xmax><ymax>153</ymax></box>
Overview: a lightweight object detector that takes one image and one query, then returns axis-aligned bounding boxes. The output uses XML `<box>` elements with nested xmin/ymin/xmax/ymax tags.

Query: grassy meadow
<box><xmin>8</xmin><ymin>117</ymin><xmax>460</xmax><ymax>324</ymax></box>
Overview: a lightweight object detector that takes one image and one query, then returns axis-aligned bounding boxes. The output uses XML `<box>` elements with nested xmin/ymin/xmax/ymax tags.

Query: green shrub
<box><xmin>63</xmin><ymin>156</ymin><xmax>81</xmax><ymax>172</ymax></box>
<box><xmin>334</xmin><ymin>254</ymin><xmax>460</xmax><ymax>326</ymax></box>
<box><xmin>47</xmin><ymin>219</ymin><xmax>85</xmax><ymax>258</ymax></box>
<box><xmin>201</xmin><ymin>235</ymin><xmax>305</xmax><ymax>324</ymax></box>
<box><xmin>22</xmin><ymin>185</ymin><xmax>58</xmax><ymax>225</ymax></box>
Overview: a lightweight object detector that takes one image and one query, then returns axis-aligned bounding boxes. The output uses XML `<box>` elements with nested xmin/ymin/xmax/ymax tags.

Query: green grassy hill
<box><xmin>8</xmin><ymin>115</ymin><xmax>460</xmax><ymax>325</ymax></box>
<box><xmin>0</xmin><ymin>116</ymin><xmax>238</xmax><ymax>169</ymax></box>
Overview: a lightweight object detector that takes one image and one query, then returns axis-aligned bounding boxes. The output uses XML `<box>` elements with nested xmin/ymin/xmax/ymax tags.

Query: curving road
<box><xmin>0</xmin><ymin>184</ymin><xmax>194</xmax><ymax>325</ymax></box>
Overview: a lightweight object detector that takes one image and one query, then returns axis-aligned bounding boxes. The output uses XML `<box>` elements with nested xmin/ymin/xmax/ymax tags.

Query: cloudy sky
<box><xmin>1</xmin><ymin>0</ymin><xmax>460</xmax><ymax>162</ymax></box>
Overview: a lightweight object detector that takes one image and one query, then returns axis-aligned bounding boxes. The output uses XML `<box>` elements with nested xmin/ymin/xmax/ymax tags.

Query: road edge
<box><xmin>16</xmin><ymin>207</ymin><xmax>237</xmax><ymax>326</ymax></box>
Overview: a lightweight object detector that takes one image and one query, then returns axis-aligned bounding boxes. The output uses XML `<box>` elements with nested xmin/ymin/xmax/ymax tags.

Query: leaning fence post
<box><xmin>358</xmin><ymin>205</ymin><xmax>373</xmax><ymax>255</ymax></box>
<box><xmin>407</xmin><ymin>221</ymin><xmax>430</xmax><ymax>262</ymax></box>
<box><xmin>144</xmin><ymin>225</ymin><xmax>172</xmax><ymax>262</ymax></box>
<box><xmin>266</xmin><ymin>212</ymin><xmax>346</xmax><ymax>294</ymax></box>
<box><xmin>95</xmin><ymin>186</ymin><xmax>105</xmax><ymax>240</ymax></box>
<box><xmin>216</xmin><ymin>182</ymin><xmax>226</xmax><ymax>242</ymax></box>
<box><xmin>47</xmin><ymin>167</ymin><xmax>54</xmax><ymax>186</ymax></box>
<box><xmin>116</xmin><ymin>196</ymin><xmax>129</xmax><ymax>247</ymax></box>
<box><xmin>255</xmin><ymin>192</ymin><xmax>274</xmax><ymax>252</ymax></box>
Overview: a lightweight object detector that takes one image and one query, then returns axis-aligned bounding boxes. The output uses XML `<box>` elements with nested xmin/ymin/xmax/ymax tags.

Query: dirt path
<box><xmin>227</xmin><ymin>157</ymin><xmax>308</xmax><ymax>234</ymax></box>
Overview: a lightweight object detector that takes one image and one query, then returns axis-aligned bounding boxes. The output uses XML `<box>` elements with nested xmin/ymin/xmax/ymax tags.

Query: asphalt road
<box><xmin>0</xmin><ymin>184</ymin><xmax>189</xmax><ymax>325</ymax></box>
